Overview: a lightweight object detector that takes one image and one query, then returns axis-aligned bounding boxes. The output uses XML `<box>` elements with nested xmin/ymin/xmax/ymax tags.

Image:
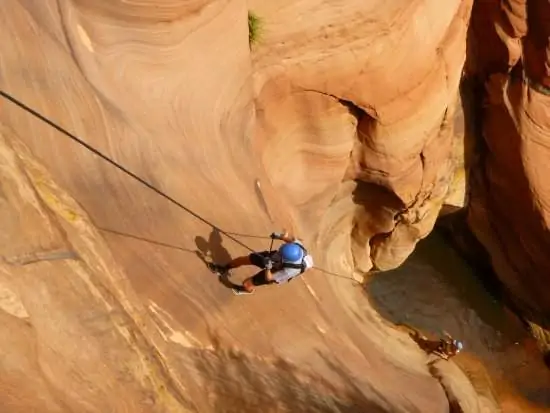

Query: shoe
<box><xmin>232</xmin><ymin>288</ymin><xmax>253</xmax><ymax>296</ymax></box>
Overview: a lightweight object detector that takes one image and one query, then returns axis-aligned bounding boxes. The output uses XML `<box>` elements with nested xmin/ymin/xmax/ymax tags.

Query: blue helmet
<box><xmin>279</xmin><ymin>242</ymin><xmax>304</xmax><ymax>262</ymax></box>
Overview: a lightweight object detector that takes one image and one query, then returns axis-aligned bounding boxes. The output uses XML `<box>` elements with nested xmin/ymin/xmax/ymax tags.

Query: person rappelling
<box><xmin>209</xmin><ymin>230</ymin><xmax>314</xmax><ymax>295</ymax></box>
<box><xmin>404</xmin><ymin>326</ymin><xmax>464</xmax><ymax>361</ymax></box>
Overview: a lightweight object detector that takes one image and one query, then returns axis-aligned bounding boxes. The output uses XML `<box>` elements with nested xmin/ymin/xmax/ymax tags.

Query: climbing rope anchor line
<box><xmin>0</xmin><ymin>89</ymin><xmax>254</xmax><ymax>253</ymax></box>
<box><xmin>0</xmin><ymin>89</ymin><xmax>356</xmax><ymax>282</ymax></box>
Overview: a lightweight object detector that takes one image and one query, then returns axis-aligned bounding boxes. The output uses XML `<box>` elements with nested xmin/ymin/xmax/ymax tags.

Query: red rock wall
<box><xmin>466</xmin><ymin>0</ymin><xmax>550</xmax><ymax>324</ymax></box>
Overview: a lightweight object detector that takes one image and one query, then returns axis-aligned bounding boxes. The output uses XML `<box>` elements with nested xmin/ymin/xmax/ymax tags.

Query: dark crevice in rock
<box><xmin>337</xmin><ymin>94</ymin><xmax>407</xmax><ymax>273</ymax></box>
<box><xmin>307</xmin><ymin>89</ymin><xmax>393</xmax><ymax>274</ymax></box>
<box><xmin>367</xmin><ymin>230</ymin><xmax>392</xmax><ymax>269</ymax></box>
<box><xmin>427</xmin><ymin>362</ymin><xmax>465</xmax><ymax>413</ymax></box>
<box><xmin>300</xmin><ymin>88</ymin><xmax>378</xmax><ymax>120</ymax></box>
<box><xmin>337</xmin><ymin>98</ymin><xmax>368</xmax><ymax>120</ymax></box>
<box><xmin>436</xmin><ymin>211</ymin><xmax>516</xmax><ymax>312</ymax></box>
<box><xmin>447</xmin><ymin>36</ymin><xmax>529</xmax><ymax>319</ymax></box>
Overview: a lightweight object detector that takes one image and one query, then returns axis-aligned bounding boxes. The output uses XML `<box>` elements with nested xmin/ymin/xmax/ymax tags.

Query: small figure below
<box><xmin>404</xmin><ymin>326</ymin><xmax>464</xmax><ymax>360</ymax></box>
<box><xmin>211</xmin><ymin>230</ymin><xmax>314</xmax><ymax>295</ymax></box>
<box><xmin>434</xmin><ymin>331</ymin><xmax>464</xmax><ymax>360</ymax></box>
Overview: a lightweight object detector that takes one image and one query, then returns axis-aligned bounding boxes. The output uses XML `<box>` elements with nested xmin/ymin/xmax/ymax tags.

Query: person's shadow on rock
<box><xmin>194</xmin><ymin>228</ymin><xmax>241</xmax><ymax>290</ymax></box>
<box><xmin>195</xmin><ymin>228</ymin><xmax>232</xmax><ymax>265</ymax></box>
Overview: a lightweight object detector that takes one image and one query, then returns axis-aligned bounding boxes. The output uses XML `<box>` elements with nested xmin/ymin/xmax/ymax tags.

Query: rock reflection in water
<box><xmin>365</xmin><ymin>230</ymin><xmax>550</xmax><ymax>406</ymax></box>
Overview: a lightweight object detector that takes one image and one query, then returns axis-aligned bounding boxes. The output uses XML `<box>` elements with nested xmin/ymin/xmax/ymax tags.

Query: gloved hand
<box><xmin>264</xmin><ymin>259</ymin><xmax>273</xmax><ymax>270</ymax></box>
<box><xmin>270</xmin><ymin>232</ymin><xmax>283</xmax><ymax>240</ymax></box>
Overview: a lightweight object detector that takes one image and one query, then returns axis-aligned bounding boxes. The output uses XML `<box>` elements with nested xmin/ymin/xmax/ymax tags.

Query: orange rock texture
<box><xmin>5</xmin><ymin>0</ymin><xmax>548</xmax><ymax>412</ymax></box>
<box><xmin>251</xmin><ymin>0</ymin><xmax>473</xmax><ymax>273</ymax></box>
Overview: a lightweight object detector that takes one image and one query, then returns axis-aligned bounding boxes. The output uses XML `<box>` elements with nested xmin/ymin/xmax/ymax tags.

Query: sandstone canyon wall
<box><xmin>0</xmin><ymin>0</ymin><xmax>529</xmax><ymax>412</ymax></box>
<box><xmin>251</xmin><ymin>0</ymin><xmax>473</xmax><ymax>275</ymax></box>
<box><xmin>465</xmin><ymin>0</ymin><xmax>550</xmax><ymax>330</ymax></box>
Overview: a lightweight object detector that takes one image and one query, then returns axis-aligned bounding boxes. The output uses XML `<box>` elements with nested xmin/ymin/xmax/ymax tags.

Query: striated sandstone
<box><xmin>3</xmin><ymin>0</ymin><xmax>542</xmax><ymax>412</ymax></box>
<box><xmin>0</xmin><ymin>1</ymin><xmax>472</xmax><ymax>411</ymax></box>
<box><xmin>251</xmin><ymin>0</ymin><xmax>474</xmax><ymax>272</ymax></box>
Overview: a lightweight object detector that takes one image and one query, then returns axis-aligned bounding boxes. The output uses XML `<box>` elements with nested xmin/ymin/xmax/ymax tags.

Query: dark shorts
<box><xmin>249</xmin><ymin>251</ymin><xmax>271</xmax><ymax>268</ymax></box>
<box><xmin>248</xmin><ymin>251</ymin><xmax>276</xmax><ymax>286</ymax></box>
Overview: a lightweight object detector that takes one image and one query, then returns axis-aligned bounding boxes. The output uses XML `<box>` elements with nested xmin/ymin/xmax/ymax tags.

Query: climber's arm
<box><xmin>265</xmin><ymin>267</ymin><xmax>275</xmax><ymax>281</ymax></box>
<box><xmin>272</xmin><ymin>229</ymin><xmax>297</xmax><ymax>243</ymax></box>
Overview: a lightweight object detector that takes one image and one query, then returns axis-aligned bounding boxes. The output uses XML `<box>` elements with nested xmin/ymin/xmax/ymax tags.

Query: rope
<box><xmin>224</xmin><ymin>231</ymin><xmax>271</xmax><ymax>240</ymax></box>
<box><xmin>0</xmin><ymin>89</ymin><xmax>254</xmax><ymax>253</ymax></box>
<box><xmin>0</xmin><ymin>89</ymin><xmax>357</xmax><ymax>282</ymax></box>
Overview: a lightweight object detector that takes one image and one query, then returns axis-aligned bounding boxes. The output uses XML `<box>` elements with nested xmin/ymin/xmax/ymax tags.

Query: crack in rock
<box><xmin>3</xmin><ymin>249</ymin><xmax>79</xmax><ymax>266</ymax></box>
